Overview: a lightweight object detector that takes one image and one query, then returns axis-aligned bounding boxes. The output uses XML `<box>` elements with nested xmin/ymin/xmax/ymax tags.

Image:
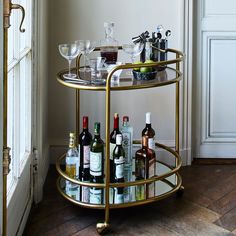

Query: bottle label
<box><xmin>114</xmin><ymin>188</ymin><xmax>124</xmax><ymax>204</ymax></box>
<box><xmin>148</xmin><ymin>138</ymin><xmax>155</xmax><ymax>150</ymax></box>
<box><xmin>83</xmin><ymin>145</ymin><xmax>90</xmax><ymax>169</ymax></box>
<box><xmin>90</xmin><ymin>152</ymin><xmax>102</xmax><ymax>176</ymax></box>
<box><xmin>90</xmin><ymin>188</ymin><xmax>102</xmax><ymax>204</ymax></box>
<box><xmin>122</xmin><ymin>132</ymin><xmax>131</xmax><ymax>164</ymax></box>
<box><xmin>110</xmin><ymin>143</ymin><xmax>116</xmax><ymax>160</ymax></box>
<box><xmin>65</xmin><ymin>181</ymin><xmax>80</xmax><ymax>201</ymax></box>
<box><xmin>81</xmin><ymin>182</ymin><xmax>90</xmax><ymax>203</ymax></box>
<box><xmin>109</xmin><ymin>188</ymin><xmax>114</xmax><ymax>204</ymax></box>
<box><xmin>114</xmin><ymin>156</ymin><xmax>124</xmax><ymax>179</ymax></box>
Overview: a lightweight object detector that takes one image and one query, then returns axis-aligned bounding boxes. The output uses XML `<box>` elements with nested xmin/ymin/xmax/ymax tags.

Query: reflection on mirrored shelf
<box><xmin>58</xmin><ymin>162</ymin><xmax>177</xmax><ymax>206</ymax></box>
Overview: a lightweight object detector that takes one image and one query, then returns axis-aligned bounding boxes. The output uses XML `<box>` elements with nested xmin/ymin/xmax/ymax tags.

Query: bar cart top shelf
<box><xmin>56</xmin><ymin>48</ymin><xmax>184</xmax><ymax>91</ymax></box>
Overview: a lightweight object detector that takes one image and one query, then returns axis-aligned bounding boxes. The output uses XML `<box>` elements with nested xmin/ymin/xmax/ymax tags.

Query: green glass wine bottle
<box><xmin>89</xmin><ymin>122</ymin><xmax>104</xmax><ymax>204</ymax></box>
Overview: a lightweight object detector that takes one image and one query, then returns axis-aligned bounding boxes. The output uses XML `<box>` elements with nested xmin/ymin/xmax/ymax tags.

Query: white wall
<box><xmin>34</xmin><ymin>0</ymin><xmax>49</xmax><ymax>203</ymax></box>
<box><xmin>48</xmin><ymin>0</ymin><xmax>189</xmax><ymax>163</ymax></box>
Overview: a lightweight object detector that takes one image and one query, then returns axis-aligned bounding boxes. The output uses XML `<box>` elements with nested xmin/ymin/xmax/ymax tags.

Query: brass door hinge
<box><xmin>3</xmin><ymin>0</ymin><xmax>25</xmax><ymax>32</ymax></box>
<box><xmin>3</xmin><ymin>147</ymin><xmax>11</xmax><ymax>176</ymax></box>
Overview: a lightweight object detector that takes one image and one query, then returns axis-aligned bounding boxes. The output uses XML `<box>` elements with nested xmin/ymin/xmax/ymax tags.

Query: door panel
<box><xmin>194</xmin><ymin>0</ymin><xmax>236</xmax><ymax>158</ymax></box>
<box><xmin>5</xmin><ymin>0</ymin><xmax>34</xmax><ymax>234</ymax></box>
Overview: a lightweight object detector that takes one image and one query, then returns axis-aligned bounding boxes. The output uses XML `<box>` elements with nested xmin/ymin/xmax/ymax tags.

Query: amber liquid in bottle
<box><xmin>135</xmin><ymin>136</ymin><xmax>156</xmax><ymax>200</ymax></box>
<box><xmin>142</xmin><ymin>112</ymin><xmax>155</xmax><ymax>150</ymax></box>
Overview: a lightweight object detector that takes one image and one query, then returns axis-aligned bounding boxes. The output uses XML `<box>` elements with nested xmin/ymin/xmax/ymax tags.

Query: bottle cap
<box><xmin>94</xmin><ymin>122</ymin><xmax>100</xmax><ymax>134</ymax></box>
<box><xmin>83</xmin><ymin>116</ymin><xmax>88</xmax><ymax>128</ymax></box>
<box><xmin>146</xmin><ymin>112</ymin><xmax>151</xmax><ymax>124</ymax></box>
<box><xmin>123</xmin><ymin>116</ymin><xmax>129</xmax><ymax>122</ymax></box>
<box><xmin>104</xmin><ymin>22</ymin><xmax>115</xmax><ymax>28</ymax></box>
<box><xmin>114</xmin><ymin>113</ymin><xmax>119</xmax><ymax>118</ymax></box>
<box><xmin>116</xmin><ymin>134</ymin><xmax>122</xmax><ymax>145</ymax></box>
<box><xmin>69</xmin><ymin>132</ymin><xmax>75</xmax><ymax>138</ymax></box>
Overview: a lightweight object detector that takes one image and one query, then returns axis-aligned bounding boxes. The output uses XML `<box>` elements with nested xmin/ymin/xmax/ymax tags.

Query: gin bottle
<box><xmin>121</xmin><ymin>116</ymin><xmax>133</xmax><ymax>202</ymax></box>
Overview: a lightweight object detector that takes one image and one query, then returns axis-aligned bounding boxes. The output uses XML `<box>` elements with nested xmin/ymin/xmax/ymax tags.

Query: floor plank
<box><xmin>23</xmin><ymin>165</ymin><xmax>236</xmax><ymax>235</ymax></box>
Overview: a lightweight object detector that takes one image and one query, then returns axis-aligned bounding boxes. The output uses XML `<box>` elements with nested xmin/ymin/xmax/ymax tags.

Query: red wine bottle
<box><xmin>110</xmin><ymin>113</ymin><xmax>121</xmax><ymax>180</ymax></box>
<box><xmin>79</xmin><ymin>116</ymin><xmax>92</xmax><ymax>203</ymax></box>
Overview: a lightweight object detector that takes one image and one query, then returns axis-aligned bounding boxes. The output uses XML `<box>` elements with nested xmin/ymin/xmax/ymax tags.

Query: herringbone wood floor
<box><xmin>23</xmin><ymin>165</ymin><xmax>236</xmax><ymax>235</ymax></box>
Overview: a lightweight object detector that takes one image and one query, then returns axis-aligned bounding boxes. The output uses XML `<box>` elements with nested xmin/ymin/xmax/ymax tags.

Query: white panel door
<box><xmin>6</xmin><ymin>0</ymin><xmax>34</xmax><ymax>235</ymax></box>
<box><xmin>194</xmin><ymin>0</ymin><xmax>236</xmax><ymax>158</ymax></box>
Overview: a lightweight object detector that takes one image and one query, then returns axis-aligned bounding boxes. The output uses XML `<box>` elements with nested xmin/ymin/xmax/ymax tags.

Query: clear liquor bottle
<box><xmin>113</xmin><ymin>134</ymin><xmax>125</xmax><ymax>204</ymax></box>
<box><xmin>100</xmin><ymin>22</ymin><xmax>119</xmax><ymax>64</ymax></box>
<box><xmin>89</xmin><ymin>122</ymin><xmax>104</xmax><ymax>204</ymax></box>
<box><xmin>65</xmin><ymin>132</ymin><xmax>80</xmax><ymax>200</ymax></box>
<box><xmin>142</xmin><ymin>112</ymin><xmax>156</xmax><ymax>150</ymax></box>
<box><xmin>135</xmin><ymin>136</ymin><xmax>156</xmax><ymax>201</ymax></box>
<box><xmin>121</xmin><ymin>116</ymin><xmax>133</xmax><ymax>202</ymax></box>
<box><xmin>79</xmin><ymin>116</ymin><xmax>92</xmax><ymax>203</ymax></box>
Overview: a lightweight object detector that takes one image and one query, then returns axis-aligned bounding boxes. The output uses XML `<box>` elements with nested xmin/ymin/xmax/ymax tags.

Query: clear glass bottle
<box><xmin>113</xmin><ymin>134</ymin><xmax>125</xmax><ymax>204</ymax></box>
<box><xmin>135</xmin><ymin>136</ymin><xmax>156</xmax><ymax>201</ymax></box>
<box><xmin>142</xmin><ymin>112</ymin><xmax>156</xmax><ymax>150</ymax></box>
<box><xmin>79</xmin><ymin>116</ymin><xmax>92</xmax><ymax>203</ymax></box>
<box><xmin>100</xmin><ymin>22</ymin><xmax>119</xmax><ymax>64</ymax></box>
<box><xmin>65</xmin><ymin>132</ymin><xmax>80</xmax><ymax>200</ymax></box>
<box><xmin>89</xmin><ymin>122</ymin><xmax>104</xmax><ymax>204</ymax></box>
<box><xmin>121</xmin><ymin>116</ymin><xmax>133</xmax><ymax>202</ymax></box>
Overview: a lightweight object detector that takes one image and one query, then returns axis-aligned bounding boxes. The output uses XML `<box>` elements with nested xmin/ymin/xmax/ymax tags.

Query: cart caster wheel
<box><xmin>96</xmin><ymin>222</ymin><xmax>110</xmax><ymax>234</ymax></box>
<box><xmin>176</xmin><ymin>186</ymin><xmax>184</xmax><ymax>197</ymax></box>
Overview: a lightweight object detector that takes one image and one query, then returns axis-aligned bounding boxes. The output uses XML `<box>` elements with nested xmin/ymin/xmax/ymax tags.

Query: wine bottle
<box><xmin>121</xmin><ymin>116</ymin><xmax>133</xmax><ymax>202</ymax></box>
<box><xmin>79</xmin><ymin>116</ymin><xmax>92</xmax><ymax>203</ymax></box>
<box><xmin>89</xmin><ymin>122</ymin><xmax>104</xmax><ymax>204</ymax></box>
<box><xmin>113</xmin><ymin>134</ymin><xmax>125</xmax><ymax>204</ymax></box>
<box><xmin>110</xmin><ymin>113</ymin><xmax>121</xmax><ymax>203</ymax></box>
<box><xmin>142</xmin><ymin>112</ymin><xmax>156</xmax><ymax>150</ymax></box>
<box><xmin>65</xmin><ymin>132</ymin><xmax>80</xmax><ymax>200</ymax></box>
<box><xmin>135</xmin><ymin>136</ymin><xmax>156</xmax><ymax>201</ymax></box>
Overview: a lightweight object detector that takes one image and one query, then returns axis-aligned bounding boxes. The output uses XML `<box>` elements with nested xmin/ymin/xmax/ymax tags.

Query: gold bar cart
<box><xmin>56</xmin><ymin>47</ymin><xmax>184</xmax><ymax>234</ymax></box>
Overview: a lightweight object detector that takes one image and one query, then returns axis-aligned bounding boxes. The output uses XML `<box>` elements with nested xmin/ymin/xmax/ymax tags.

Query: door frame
<box><xmin>181</xmin><ymin>0</ymin><xmax>193</xmax><ymax>165</ymax></box>
<box><xmin>0</xmin><ymin>0</ymin><xmax>4</xmax><ymax>234</ymax></box>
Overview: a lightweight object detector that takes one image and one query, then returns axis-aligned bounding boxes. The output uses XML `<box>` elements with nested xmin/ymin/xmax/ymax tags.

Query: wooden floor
<box><xmin>23</xmin><ymin>165</ymin><xmax>236</xmax><ymax>236</ymax></box>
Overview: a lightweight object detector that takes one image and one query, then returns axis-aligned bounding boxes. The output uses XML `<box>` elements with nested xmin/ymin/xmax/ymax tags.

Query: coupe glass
<box><xmin>76</xmin><ymin>40</ymin><xmax>96</xmax><ymax>72</ymax></box>
<box><xmin>58</xmin><ymin>43</ymin><xmax>80</xmax><ymax>79</ymax></box>
<box><xmin>122</xmin><ymin>42</ymin><xmax>144</xmax><ymax>64</ymax></box>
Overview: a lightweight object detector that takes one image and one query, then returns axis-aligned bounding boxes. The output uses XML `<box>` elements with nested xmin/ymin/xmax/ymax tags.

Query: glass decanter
<box><xmin>100</xmin><ymin>22</ymin><xmax>119</xmax><ymax>64</ymax></box>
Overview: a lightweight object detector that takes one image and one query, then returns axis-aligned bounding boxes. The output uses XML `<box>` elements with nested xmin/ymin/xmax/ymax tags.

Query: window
<box><xmin>7</xmin><ymin>0</ymin><xmax>32</xmax><ymax>200</ymax></box>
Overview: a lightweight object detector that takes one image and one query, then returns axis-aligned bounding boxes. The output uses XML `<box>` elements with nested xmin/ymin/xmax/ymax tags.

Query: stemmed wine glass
<box><xmin>122</xmin><ymin>42</ymin><xmax>144</xmax><ymax>64</ymax></box>
<box><xmin>76</xmin><ymin>40</ymin><xmax>97</xmax><ymax>72</ymax></box>
<box><xmin>58</xmin><ymin>43</ymin><xmax>80</xmax><ymax>79</ymax></box>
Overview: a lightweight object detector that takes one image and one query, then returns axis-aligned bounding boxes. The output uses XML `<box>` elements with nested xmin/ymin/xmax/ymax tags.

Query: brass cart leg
<box><xmin>96</xmin><ymin>76</ymin><xmax>112</xmax><ymax>234</ymax></box>
<box><xmin>175</xmin><ymin>55</ymin><xmax>184</xmax><ymax>196</ymax></box>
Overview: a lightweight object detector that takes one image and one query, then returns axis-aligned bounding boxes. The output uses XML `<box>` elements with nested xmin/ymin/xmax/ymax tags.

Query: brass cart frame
<box><xmin>56</xmin><ymin>47</ymin><xmax>184</xmax><ymax>234</ymax></box>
